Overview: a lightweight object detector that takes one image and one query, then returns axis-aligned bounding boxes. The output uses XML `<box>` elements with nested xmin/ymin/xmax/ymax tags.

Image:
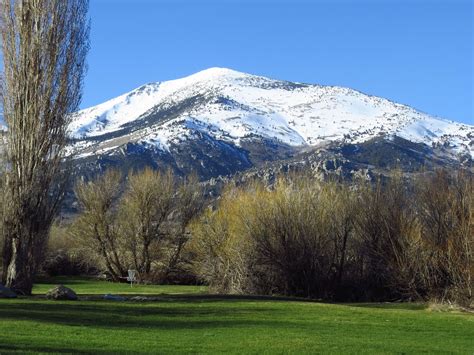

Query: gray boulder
<box><xmin>130</xmin><ymin>296</ymin><xmax>162</xmax><ymax>302</ymax></box>
<box><xmin>0</xmin><ymin>284</ymin><xmax>17</xmax><ymax>299</ymax></box>
<box><xmin>46</xmin><ymin>285</ymin><xmax>78</xmax><ymax>301</ymax></box>
<box><xmin>103</xmin><ymin>294</ymin><xmax>127</xmax><ymax>301</ymax></box>
<box><xmin>130</xmin><ymin>296</ymin><xmax>149</xmax><ymax>302</ymax></box>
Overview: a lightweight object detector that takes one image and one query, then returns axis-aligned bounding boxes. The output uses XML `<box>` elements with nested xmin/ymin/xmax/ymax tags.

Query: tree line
<box><xmin>190</xmin><ymin>170</ymin><xmax>472</xmax><ymax>305</ymax></box>
<box><xmin>35</xmin><ymin>168</ymin><xmax>472</xmax><ymax>306</ymax></box>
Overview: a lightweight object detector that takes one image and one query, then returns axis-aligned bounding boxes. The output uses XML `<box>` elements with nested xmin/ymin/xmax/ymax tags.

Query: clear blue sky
<box><xmin>85</xmin><ymin>0</ymin><xmax>473</xmax><ymax>124</ymax></box>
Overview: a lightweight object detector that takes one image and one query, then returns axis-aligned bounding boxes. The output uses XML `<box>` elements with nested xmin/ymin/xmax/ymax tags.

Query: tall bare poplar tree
<box><xmin>0</xmin><ymin>0</ymin><xmax>89</xmax><ymax>294</ymax></box>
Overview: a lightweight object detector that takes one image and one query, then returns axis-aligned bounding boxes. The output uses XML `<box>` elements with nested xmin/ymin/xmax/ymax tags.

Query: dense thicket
<box><xmin>53</xmin><ymin>167</ymin><xmax>472</xmax><ymax>305</ymax></box>
<box><xmin>189</xmin><ymin>170</ymin><xmax>473</xmax><ymax>305</ymax></box>
<box><xmin>70</xmin><ymin>168</ymin><xmax>203</xmax><ymax>283</ymax></box>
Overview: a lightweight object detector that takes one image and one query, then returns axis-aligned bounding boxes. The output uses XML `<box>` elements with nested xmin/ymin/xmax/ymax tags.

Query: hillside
<box><xmin>1</xmin><ymin>68</ymin><xmax>472</xmax><ymax>180</ymax></box>
<box><xmin>67</xmin><ymin>68</ymin><xmax>472</xmax><ymax>179</ymax></box>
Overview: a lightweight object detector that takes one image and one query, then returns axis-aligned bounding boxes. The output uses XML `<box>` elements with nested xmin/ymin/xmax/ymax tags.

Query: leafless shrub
<box><xmin>190</xmin><ymin>177</ymin><xmax>359</xmax><ymax>298</ymax></box>
<box><xmin>415</xmin><ymin>170</ymin><xmax>473</xmax><ymax>306</ymax></box>
<box><xmin>72</xmin><ymin>170</ymin><xmax>125</xmax><ymax>281</ymax></box>
<box><xmin>158</xmin><ymin>173</ymin><xmax>204</xmax><ymax>283</ymax></box>
<box><xmin>354</xmin><ymin>174</ymin><xmax>423</xmax><ymax>300</ymax></box>
<box><xmin>72</xmin><ymin>168</ymin><xmax>204</xmax><ymax>283</ymax></box>
<box><xmin>190</xmin><ymin>170</ymin><xmax>472</xmax><ymax>304</ymax></box>
<box><xmin>42</xmin><ymin>223</ymin><xmax>97</xmax><ymax>276</ymax></box>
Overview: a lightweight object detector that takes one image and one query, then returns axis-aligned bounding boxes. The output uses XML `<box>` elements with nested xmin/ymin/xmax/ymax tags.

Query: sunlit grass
<box><xmin>0</xmin><ymin>277</ymin><xmax>471</xmax><ymax>354</ymax></box>
<box><xmin>32</xmin><ymin>276</ymin><xmax>207</xmax><ymax>296</ymax></box>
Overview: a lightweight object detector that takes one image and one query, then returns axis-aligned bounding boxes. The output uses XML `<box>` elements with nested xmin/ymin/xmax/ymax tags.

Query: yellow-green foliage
<box><xmin>189</xmin><ymin>186</ymin><xmax>257</xmax><ymax>293</ymax></box>
<box><xmin>190</xmin><ymin>177</ymin><xmax>358</xmax><ymax>297</ymax></box>
<box><xmin>118</xmin><ymin>168</ymin><xmax>175</xmax><ymax>275</ymax></box>
<box><xmin>190</xmin><ymin>171</ymin><xmax>473</xmax><ymax>303</ymax></box>
<box><xmin>72</xmin><ymin>168</ymin><xmax>204</xmax><ymax>282</ymax></box>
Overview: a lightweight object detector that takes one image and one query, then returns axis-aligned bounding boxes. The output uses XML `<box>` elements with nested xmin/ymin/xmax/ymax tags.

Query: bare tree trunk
<box><xmin>1</xmin><ymin>234</ymin><xmax>12</xmax><ymax>284</ymax></box>
<box><xmin>1</xmin><ymin>0</ymin><xmax>89</xmax><ymax>294</ymax></box>
<box><xmin>336</xmin><ymin>229</ymin><xmax>350</xmax><ymax>286</ymax></box>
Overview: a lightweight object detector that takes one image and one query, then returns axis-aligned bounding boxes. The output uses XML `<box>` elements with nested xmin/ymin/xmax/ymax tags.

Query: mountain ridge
<box><xmin>69</xmin><ymin>67</ymin><xmax>473</xmax><ymax>161</ymax></box>
<box><xmin>1</xmin><ymin>68</ymin><xmax>472</xmax><ymax>184</ymax></box>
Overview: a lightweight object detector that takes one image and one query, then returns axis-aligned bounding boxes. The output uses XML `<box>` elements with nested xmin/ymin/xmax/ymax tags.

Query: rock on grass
<box><xmin>0</xmin><ymin>284</ymin><xmax>17</xmax><ymax>299</ymax></box>
<box><xmin>46</xmin><ymin>285</ymin><xmax>78</xmax><ymax>301</ymax></box>
<box><xmin>103</xmin><ymin>294</ymin><xmax>127</xmax><ymax>301</ymax></box>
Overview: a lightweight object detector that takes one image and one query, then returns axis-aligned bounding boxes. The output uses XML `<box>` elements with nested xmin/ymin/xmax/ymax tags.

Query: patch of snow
<box><xmin>70</xmin><ymin>68</ymin><xmax>474</xmax><ymax>158</ymax></box>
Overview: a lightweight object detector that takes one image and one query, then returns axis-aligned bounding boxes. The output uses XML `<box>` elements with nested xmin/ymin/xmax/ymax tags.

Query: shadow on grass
<box><xmin>163</xmin><ymin>294</ymin><xmax>430</xmax><ymax>313</ymax></box>
<box><xmin>0</xmin><ymin>294</ymin><xmax>432</xmax><ymax>334</ymax></box>
<box><xmin>0</xmin><ymin>298</ymin><xmax>292</xmax><ymax>354</ymax></box>
<box><xmin>0</xmin><ymin>344</ymin><xmax>114</xmax><ymax>355</ymax></box>
<box><xmin>0</xmin><ymin>296</ymin><xmax>470</xmax><ymax>355</ymax></box>
<box><xmin>348</xmin><ymin>302</ymin><xmax>428</xmax><ymax>311</ymax></box>
<box><xmin>0</xmin><ymin>299</ymin><xmax>288</xmax><ymax>332</ymax></box>
<box><xmin>34</xmin><ymin>276</ymin><xmax>97</xmax><ymax>285</ymax></box>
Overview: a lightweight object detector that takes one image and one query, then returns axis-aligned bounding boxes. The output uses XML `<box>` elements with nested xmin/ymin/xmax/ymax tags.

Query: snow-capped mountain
<box><xmin>69</xmin><ymin>67</ymin><xmax>472</xmax><ymax>179</ymax></box>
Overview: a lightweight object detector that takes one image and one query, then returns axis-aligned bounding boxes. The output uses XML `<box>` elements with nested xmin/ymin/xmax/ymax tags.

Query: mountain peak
<box><xmin>193</xmin><ymin>67</ymin><xmax>244</xmax><ymax>77</ymax></box>
<box><xmin>174</xmin><ymin>67</ymin><xmax>249</xmax><ymax>85</ymax></box>
<box><xmin>70</xmin><ymin>69</ymin><xmax>473</xmax><ymax>160</ymax></box>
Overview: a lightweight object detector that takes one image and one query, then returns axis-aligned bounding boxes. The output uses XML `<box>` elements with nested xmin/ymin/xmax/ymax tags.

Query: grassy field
<box><xmin>0</xmin><ymin>278</ymin><xmax>472</xmax><ymax>354</ymax></box>
<box><xmin>32</xmin><ymin>276</ymin><xmax>207</xmax><ymax>296</ymax></box>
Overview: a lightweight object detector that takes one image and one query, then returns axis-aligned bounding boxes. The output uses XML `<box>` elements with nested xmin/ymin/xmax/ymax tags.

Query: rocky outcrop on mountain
<box><xmin>65</xmin><ymin>68</ymin><xmax>471</xmax><ymax>185</ymax></box>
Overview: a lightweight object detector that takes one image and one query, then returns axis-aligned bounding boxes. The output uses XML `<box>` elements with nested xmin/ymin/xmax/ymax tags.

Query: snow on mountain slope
<box><xmin>70</xmin><ymin>67</ymin><xmax>473</xmax><ymax>158</ymax></box>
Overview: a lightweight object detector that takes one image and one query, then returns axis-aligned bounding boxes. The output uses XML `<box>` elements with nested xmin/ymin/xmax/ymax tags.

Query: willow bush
<box><xmin>71</xmin><ymin>168</ymin><xmax>204</xmax><ymax>283</ymax></box>
<box><xmin>189</xmin><ymin>170</ymin><xmax>473</xmax><ymax>304</ymax></box>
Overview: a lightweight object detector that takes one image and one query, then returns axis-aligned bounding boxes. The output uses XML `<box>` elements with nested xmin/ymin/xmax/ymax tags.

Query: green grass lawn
<box><xmin>0</xmin><ymin>277</ymin><xmax>472</xmax><ymax>354</ymax></box>
<box><xmin>32</xmin><ymin>276</ymin><xmax>207</xmax><ymax>296</ymax></box>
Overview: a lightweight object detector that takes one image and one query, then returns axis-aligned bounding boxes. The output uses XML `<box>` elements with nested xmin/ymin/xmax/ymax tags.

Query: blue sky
<box><xmin>85</xmin><ymin>0</ymin><xmax>473</xmax><ymax>124</ymax></box>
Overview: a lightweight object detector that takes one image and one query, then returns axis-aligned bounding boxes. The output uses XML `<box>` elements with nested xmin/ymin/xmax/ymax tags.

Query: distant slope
<box><xmin>70</xmin><ymin>67</ymin><xmax>473</xmax><ymax>162</ymax></box>
<box><xmin>2</xmin><ymin>68</ymin><xmax>471</xmax><ymax>183</ymax></box>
